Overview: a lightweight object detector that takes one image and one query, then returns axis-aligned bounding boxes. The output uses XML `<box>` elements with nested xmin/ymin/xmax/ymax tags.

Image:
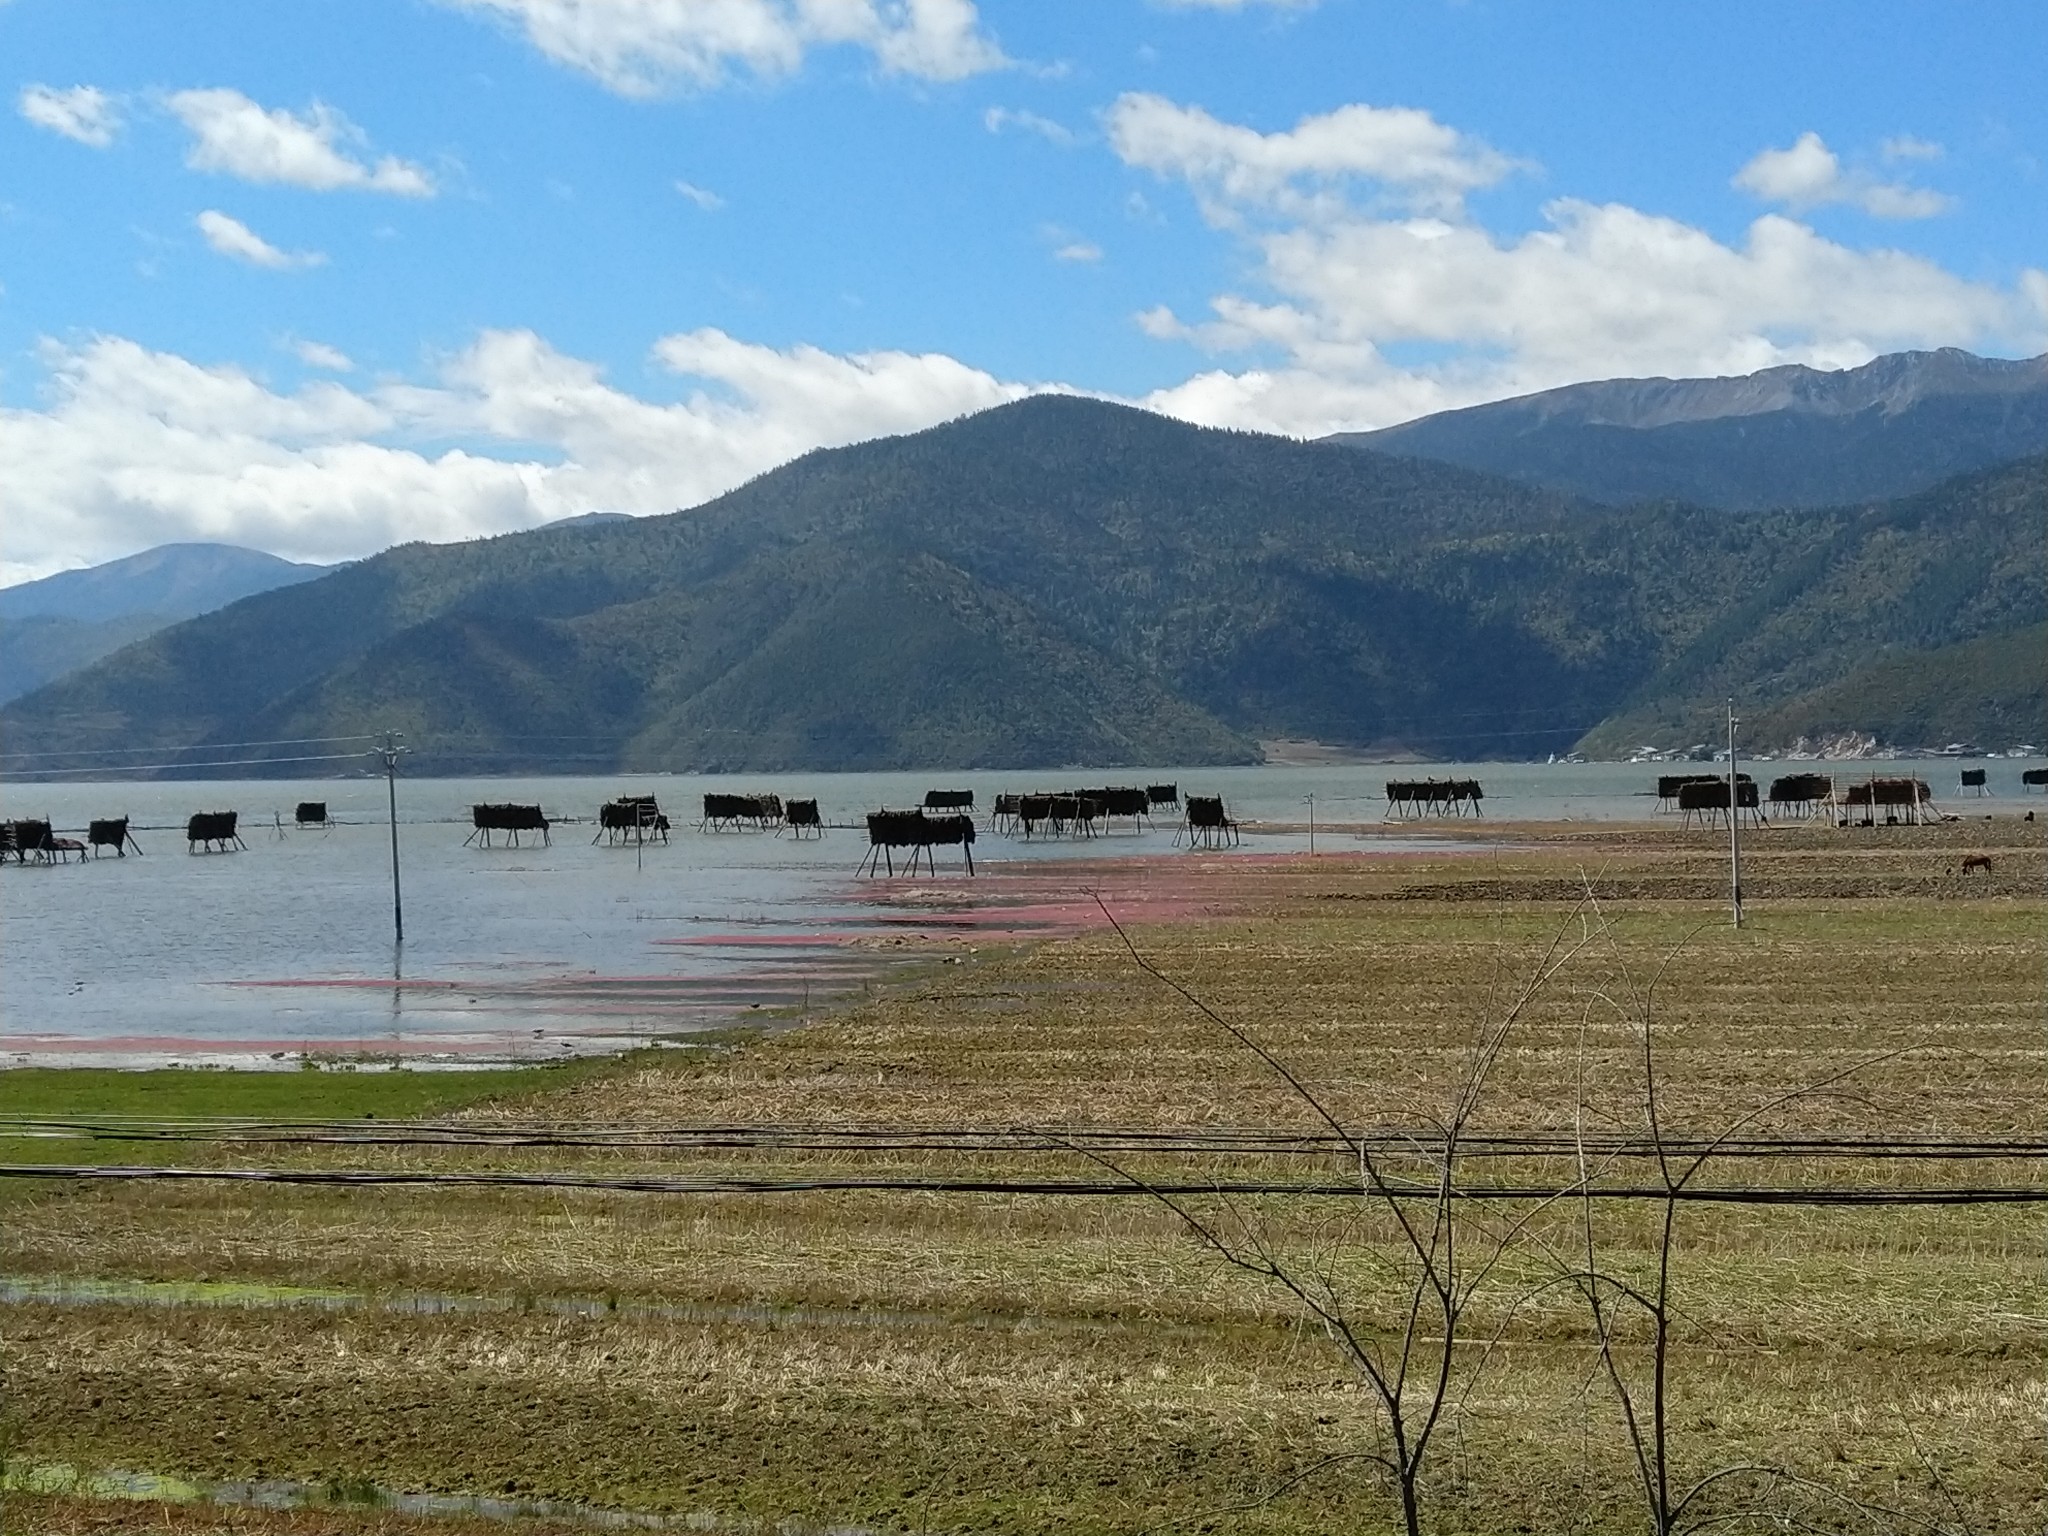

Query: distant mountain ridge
<box><xmin>0</xmin><ymin>543</ymin><xmax>327</xmax><ymax>705</ymax></box>
<box><xmin>2</xmin><ymin>401</ymin><xmax>2041</xmax><ymax>772</ymax></box>
<box><xmin>0</xmin><ymin>543</ymin><xmax>327</xmax><ymax>625</ymax></box>
<box><xmin>1331</xmin><ymin>348</ymin><xmax>2048</xmax><ymax>510</ymax></box>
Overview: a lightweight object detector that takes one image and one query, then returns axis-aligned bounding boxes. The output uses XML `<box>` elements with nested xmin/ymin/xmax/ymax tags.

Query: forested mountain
<box><xmin>1748</xmin><ymin>623</ymin><xmax>2047</xmax><ymax>755</ymax></box>
<box><xmin>1331</xmin><ymin>349</ymin><xmax>2048</xmax><ymax>510</ymax></box>
<box><xmin>0</xmin><ymin>543</ymin><xmax>327</xmax><ymax>705</ymax></box>
<box><xmin>3</xmin><ymin>398</ymin><xmax>2042</xmax><ymax>773</ymax></box>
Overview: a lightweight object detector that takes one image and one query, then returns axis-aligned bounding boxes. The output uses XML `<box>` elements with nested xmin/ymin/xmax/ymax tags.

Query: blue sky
<box><xmin>3</xmin><ymin>0</ymin><xmax>2044</xmax><ymax>583</ymax></box>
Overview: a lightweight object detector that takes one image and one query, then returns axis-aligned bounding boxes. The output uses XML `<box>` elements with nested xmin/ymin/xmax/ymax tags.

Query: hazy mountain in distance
<box><xmin>0</xmin><ymin>542</ymin><xmax>327</xmax><ymax>705</ymax></box>
<box><xmin>1330</xmin><ymin>348</ymin><xmax>2048</xmax><ymax>510</ymax></box>
<box><xmin>547</xmin><ymin>511</ymin><xmax>635</xmax><ymax>529</ymax></box>
<box><xmin>0</xmin><ymin>542</ymin><xmax>328</xmax><ymax>625</ymax></box>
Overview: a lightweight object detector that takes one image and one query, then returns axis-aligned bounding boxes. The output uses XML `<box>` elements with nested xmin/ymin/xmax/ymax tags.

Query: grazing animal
<box><xmin>1961</xmin><ymin>854</ymin><xmax>1992</xmax><ymax>875</ymax></box>
<box><xmin>186</xmin><ymin>811</ymin><xmax>244</xmax><ymax>853</ymax></box>
<box><xmin>88</xmin><ymin>817</ymin><xmax>142</xmax><ymax>857</ymax></box>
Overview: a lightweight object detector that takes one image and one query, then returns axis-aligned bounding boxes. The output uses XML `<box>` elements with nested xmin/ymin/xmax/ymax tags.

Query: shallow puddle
<box><xmin>4</xmin><ymin>1459</ymin><xmax>881</xmax><ymax>1534</ymax></box>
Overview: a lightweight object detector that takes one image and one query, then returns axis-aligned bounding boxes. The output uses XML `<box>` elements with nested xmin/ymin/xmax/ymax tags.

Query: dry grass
<box><xmin>4</xmin><ymin>823</ymin><xmax>2045</xmax><ymax>1534</ymax></box>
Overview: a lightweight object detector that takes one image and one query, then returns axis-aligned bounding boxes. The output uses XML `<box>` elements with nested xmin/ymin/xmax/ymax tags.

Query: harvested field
<box><xmin>4</xmin><ymin>818</ymin><xmax>2044</xmax><ymax>1535</ymax></box>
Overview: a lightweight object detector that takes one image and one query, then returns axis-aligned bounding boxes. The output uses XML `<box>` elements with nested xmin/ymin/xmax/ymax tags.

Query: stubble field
<box><xmin>3</xmin><ymin>816</ymin><xmax>2043</xmax><ymax>1535</ymax></box>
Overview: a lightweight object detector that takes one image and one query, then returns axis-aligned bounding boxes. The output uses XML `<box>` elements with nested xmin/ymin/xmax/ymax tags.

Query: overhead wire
<box><xmin>0</xmin><ymin>735</ymin><xmax>380</xmax><ymax>761</ymax></box>
<box><xmin>1</xmin><ymin>751</ymin><xmax>375</xmax><ymax>777</ymax></box>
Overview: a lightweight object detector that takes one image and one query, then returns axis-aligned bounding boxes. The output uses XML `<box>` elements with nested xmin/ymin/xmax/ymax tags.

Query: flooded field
<box><xmin>2</xmin><ymin>760</ymin><xmax>2022</xmax><ymax>1065</ymax></box>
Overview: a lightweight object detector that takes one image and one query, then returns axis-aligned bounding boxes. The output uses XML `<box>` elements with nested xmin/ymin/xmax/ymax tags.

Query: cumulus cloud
<box><xmin>442</xmin><ymin>0</ymin><xmax>1007</xmax><ymax>96</ymax></box>
<box><xmin>0</xmin><ymin>328</ymin><xmax>1042</xmax><ymax>578</ymax></box>
<box><xmin>17</xmin><ymin>83</ymin><xmax>122</xmax><ymax>147</ymax></box>
<box><xmin>1107</xmin><ymin>91</ymin><xmax>1515</xmax><ymax>220</ymax></box>
<box><xmin>1734</xmin><ymin>131</ymin><xmax>1950</xmax><ymax>219</ymax></box>
<box><xmin>196</xmin><ymin>210</ymin><xmax>327</xmax><ymax>269</ymax></box>
<box><xmin>1120</xmin><ymin>97</ymin><xmax>2046</xmax><ymax>437</ymax></box>
<box><xmin>166</xmin><ymin>88</ymin><xmax>436</xmax><ymax>196</ymax></box>
<box><xmin>984</xmin><ymin>106</ymin><xmax>1077</xmax><ymax>146</ymax></box>
<box><xmin>673</xmin><ymin>179</ymin><xmax>724</xmax><ymax>210</ymax></box>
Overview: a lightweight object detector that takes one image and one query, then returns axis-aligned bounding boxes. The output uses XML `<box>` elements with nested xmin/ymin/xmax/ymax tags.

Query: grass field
<box><xmin>3</xmin><ymin>817</ymin><xmax>2042</xmax><ymax>1536</ymax></box>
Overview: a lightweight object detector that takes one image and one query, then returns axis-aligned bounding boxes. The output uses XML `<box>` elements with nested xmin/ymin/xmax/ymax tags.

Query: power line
<box><xmin>0</xmin><ymin>735</ymin><xmax>378</xmax><ymax>761</ymax></box>
<box><xmin>0</xmin><ymin>751</ymin><xmax>373</xmax><ymax>778</ymax></box>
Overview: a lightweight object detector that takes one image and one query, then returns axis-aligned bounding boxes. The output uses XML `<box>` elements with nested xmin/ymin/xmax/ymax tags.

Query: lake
<box><xmin>0</xmin><ymin>758</ymin><xmax>2019</xmax><ymax>1066</ymax></box>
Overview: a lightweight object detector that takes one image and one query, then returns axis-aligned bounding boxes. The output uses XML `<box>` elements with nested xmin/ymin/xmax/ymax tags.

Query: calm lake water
<box><xmin>0</xmin><ymin>759</ymin><xmax>2020</xmax><ymax>1066</ymax></box>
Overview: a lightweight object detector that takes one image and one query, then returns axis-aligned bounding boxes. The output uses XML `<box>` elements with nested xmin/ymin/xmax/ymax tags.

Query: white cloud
<box><xmin>1881</xmin><ymin>135</ymin><xmax>1943</xmax><ymax>163</ymax></box>
<box><xmin>1119</xmin><ymin>97</ymin><xmax>2047</xmax><ymax>438</ymax></box>
<box><xmin>1107</xmin><ymin>91</ymin><xmax>1515</xmax><ymax>220</ymax></box>
<box><xmin>1038</xmin><ymin>223</ymin><xmax>1102</xmax><ymax>264</ymax></box>
<box><xmin>18</xmin><ymin>83</ymin><xmax>122</xmax><ymax>147</ymax></box>
<box><xmin>291</xmin><ymin>339</ymin><xmax>355</xmax><ymax>371</ymax></box>
<box><xmin>1734</xmin><ymin>131</ymin><xmax>1950</xmax><ymax>219</ymax></box>
<box><xmin>442</xmin><ymin>0</ymin><xmax>1007</xmax><ymax>97</ymax></box>
<box><xmin>166</xmin><ymin>88</ymin><xmax>436</xmax><ymax>196</ymax></box>
<box><xmin>673</xmin><ymin>179</ymin><xmax>724</xmax><ymax>210</ymax></box>
<box><xmin>0</xmin><ymin>328</ymin><xmax>1044</xmax><ymax>577</ymax></box>
<box><xmin>196</xmin><ymin>210</ymin><xmax>327</xmax><ymax>269</ymax></box>
<box><xmin>984</xmin><ymin>106</ymin><xmax>1077</xmax><ymax>146</ymax></box>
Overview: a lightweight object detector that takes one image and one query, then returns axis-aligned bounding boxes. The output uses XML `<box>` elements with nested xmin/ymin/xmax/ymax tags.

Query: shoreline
<box><xmin>6</xmin><ymin>810</ymin><xmax>2041</xmax><ymax>1072</ymax></box>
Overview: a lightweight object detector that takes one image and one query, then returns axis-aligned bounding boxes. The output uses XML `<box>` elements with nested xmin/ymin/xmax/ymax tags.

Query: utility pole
<box><xmin>1726</xmin><ymin>700</ymin><xmax>1742</xmax><ymax>929</ymax></box>
<box><xmin>377</xmin><ymin>731</ymin><xmax>409</xmax><ymax>945</ymax></box>
<box><xmin>1306</xmin><ymin>792</ymin><xmax>1316</xmax><ymax>856</ymax></box>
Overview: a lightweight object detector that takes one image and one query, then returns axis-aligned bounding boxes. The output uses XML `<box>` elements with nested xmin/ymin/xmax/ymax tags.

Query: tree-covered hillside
<box><xmin>2</xmin><ymin>399</ymin><xmax>2041</xmax><ymax>773</ymax></box>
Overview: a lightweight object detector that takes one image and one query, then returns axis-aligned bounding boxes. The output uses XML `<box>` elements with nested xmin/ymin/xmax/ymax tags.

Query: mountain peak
<box><xmin>1332</xmin><ymin>347</ymin><xmax>2048</xmax><ymax>509</ymax></box>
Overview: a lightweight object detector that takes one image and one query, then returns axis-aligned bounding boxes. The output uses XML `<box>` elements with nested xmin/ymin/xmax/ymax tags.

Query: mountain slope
<box><xmin>1330</xmin><ymin>349</ymin><xmax>2048</xmax><ymax>510</ymax></box>
<box><xmin>1575</xmin><ymin>452</ymin><xmax>2047</xmax><ymax>752</ymax></box>
<box><xmin>0</xmin><ymin>543</ymin><xmax>329</xmax><ymax>705</ymax></box>
<box><xmin>1747</xmin><ymin>623</ymin><xmax>2048</xmax><ymax>753</ymax></box>
<box><xmin>2</xmin><ymin>401</ymin><xmax>2042</xmax><ymax>773</ymax></box>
